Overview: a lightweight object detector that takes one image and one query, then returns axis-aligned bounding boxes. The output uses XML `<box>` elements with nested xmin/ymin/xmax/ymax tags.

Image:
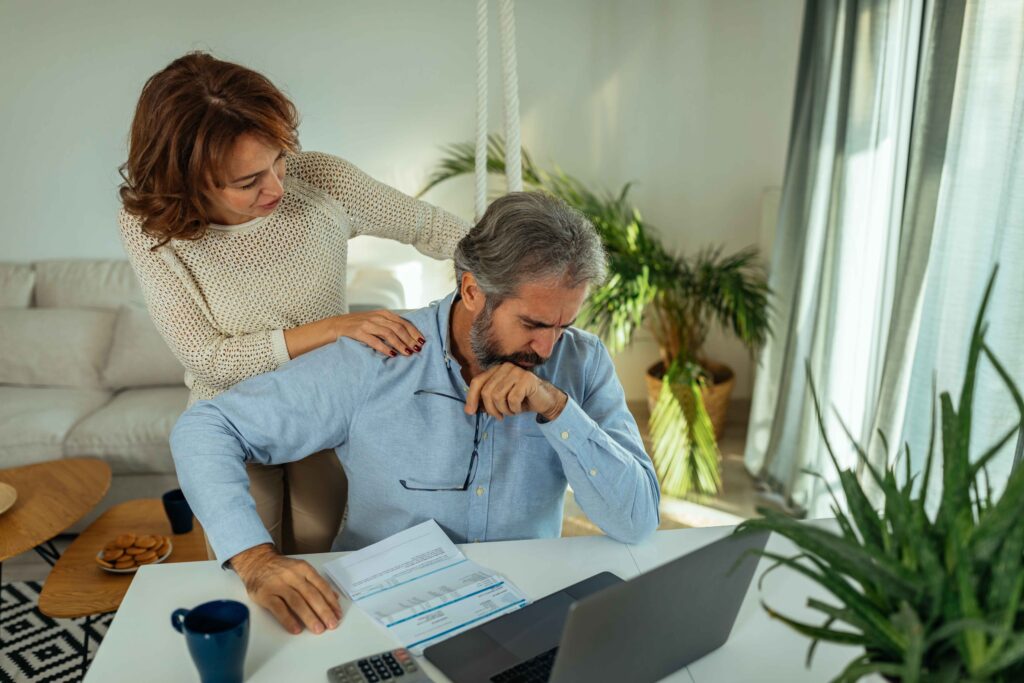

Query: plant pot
<box><xmin>645</xmin><ymin>359</ymin><xmax>735</xmax><ymax>440</ymax></box>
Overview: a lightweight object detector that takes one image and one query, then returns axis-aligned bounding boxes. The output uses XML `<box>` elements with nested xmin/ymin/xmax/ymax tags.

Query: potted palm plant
<box><xmin>735</xmin><ymin>270</ymin><xmax>1024</xmax><ymax>681</ymax></box>
<box><xmin>420</xmin><ymin>137</ymin><xmax>771</xmax><ymax>496</ymax></box>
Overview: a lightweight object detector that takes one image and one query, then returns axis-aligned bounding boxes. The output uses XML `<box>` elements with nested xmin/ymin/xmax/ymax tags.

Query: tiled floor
<box><xmin>2</xmin><ymin>399</ymin><xmax>761</xmax><ymax>583</ymax></box>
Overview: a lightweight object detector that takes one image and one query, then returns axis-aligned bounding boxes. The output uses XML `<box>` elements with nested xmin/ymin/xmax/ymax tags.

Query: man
<box><xmin>170</xmin><ymin>192</ymin><xmax>660</xmax><ymax>636</ymax></box>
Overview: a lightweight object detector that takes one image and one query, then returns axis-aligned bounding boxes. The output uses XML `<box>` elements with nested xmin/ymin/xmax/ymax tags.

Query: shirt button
<box><xmin>589</xmin><ymin>468</ymin><xmax>598</xmax><ymax>476</ymax></box>
<box><xmin>476</xmin><ymin>486</ymin><xmax>485</xmax><ymax>496</ymax></box>
<box><xmin>561</xmin><ymin>431</ymin><xmax>570</xmax><ymax>440</ymax></box>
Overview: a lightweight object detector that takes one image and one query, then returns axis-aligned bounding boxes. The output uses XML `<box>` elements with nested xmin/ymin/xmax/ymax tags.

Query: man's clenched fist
<box><xmin>465</xmin><ymin>362</ymin><xmax>568</xmax><ymax>421</ymax></box>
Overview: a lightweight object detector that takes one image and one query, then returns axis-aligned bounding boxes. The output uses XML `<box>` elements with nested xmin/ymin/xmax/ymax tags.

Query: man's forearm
<box><xmin>169</xmin><ymin>346</ymin><xmax>357</xmax><ymax>563</ymax></box>
<box><xmin>170</xmin><ymin>403</ymin><xmax>279</xmax><ymax>563</ymax></box>
<box><xmin>541</xmin><ymin>398</ymin><xmax>660</xmax><ymax>543</ymax></box>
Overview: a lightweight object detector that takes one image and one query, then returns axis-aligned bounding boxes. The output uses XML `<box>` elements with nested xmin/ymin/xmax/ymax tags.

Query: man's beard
<box><xmin>470</xmin><ymin>304</ymin><xmax>547</xmax><ymax>370</ymax></box>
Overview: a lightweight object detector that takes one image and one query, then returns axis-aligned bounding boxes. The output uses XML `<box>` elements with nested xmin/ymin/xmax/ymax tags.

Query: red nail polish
<box><xmin>405</xmin><ymin>347</ymin><xmax>412</xmax><ymax>354</ymax></box>
<box><xmin>390</xmin><ymin>350</ymin><xmax>397</xmax><ymax>357</ymax></box>
<box><xmin>414</xmin><ymin>345</ymin><xmax>422</xmax><ymax>352</ymax></box>
<box><xmin>418</xmin><ymin>337</ymin><xmax>425</xmax><ymax>344</ymax></box>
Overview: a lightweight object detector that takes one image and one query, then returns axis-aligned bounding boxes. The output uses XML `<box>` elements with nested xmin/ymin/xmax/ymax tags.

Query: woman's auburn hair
<box><xmin>119</xmin><ymin>52</ymin><xmax>300</xmax><ymax>248</ymax></box>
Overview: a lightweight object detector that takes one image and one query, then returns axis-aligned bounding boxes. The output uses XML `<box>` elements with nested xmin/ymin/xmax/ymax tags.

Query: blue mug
<box><xmin>162</xmin><ymin>488</ymin><xmax>194</xmax><ymax>534</ymax></box>
<box><xmin>172</xmin><ymin>600</ymin><xmax>250</xmax><ymax>683</ymax></box>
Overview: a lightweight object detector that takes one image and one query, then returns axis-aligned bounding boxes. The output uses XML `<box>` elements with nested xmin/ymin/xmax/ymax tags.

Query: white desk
<box><xmin>85</xmin><ymin>527</ymin><xmax>877</xmax><ymax>682</ymax></box>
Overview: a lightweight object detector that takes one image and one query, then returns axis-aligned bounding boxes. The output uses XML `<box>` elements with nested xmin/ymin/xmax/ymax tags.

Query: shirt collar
<box><xmin>433</xmin><ymin>290</ymin><xmax>460</xmax><ymax>371</ymax></box>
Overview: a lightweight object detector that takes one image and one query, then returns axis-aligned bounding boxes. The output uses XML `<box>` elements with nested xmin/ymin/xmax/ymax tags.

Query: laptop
<box><xmin>424</xmin><ymin>530</ymin><xmax>770</xmax><ymax>683</ymax></box>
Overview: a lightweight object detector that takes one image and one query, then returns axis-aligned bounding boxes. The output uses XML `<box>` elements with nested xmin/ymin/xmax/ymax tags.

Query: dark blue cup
<box><xmin>162</xmin><ymin>488</ymin><xmax>194</xmax><ymax>534</ymax></box>
<box><xmin>171</xmin><ymin>600</ymin><xmax>250</xmax><ymax>683</ymax></box>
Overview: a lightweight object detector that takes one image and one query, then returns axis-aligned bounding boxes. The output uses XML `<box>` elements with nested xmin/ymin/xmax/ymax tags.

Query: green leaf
<box><xmin>648</xmin><ymin>360</ymin><xmax>721</xmax><ymax>496</ymax></box>
<box><xmin>732</xmin><ymin>540</ymin><xmax>906</xmax><ymax>652</ymax></box>
<box><xmin>974</xmin><ymin>631</ymin><xmax>1024</xmax><ymax>677</ymax></box>
<box><xmin>761</xmin><ymin>601</ymin><xmax>869</xmax><ymax>647</ymax></box>
<box><xmin>891</xmin><ymin>602</ymin><xmax>925</xmax><ymax>683</ymax></box>
<box><xmin>832</xmin><ymin>656</ymin><xmax>906</xmax><ymax>683</ymax></box>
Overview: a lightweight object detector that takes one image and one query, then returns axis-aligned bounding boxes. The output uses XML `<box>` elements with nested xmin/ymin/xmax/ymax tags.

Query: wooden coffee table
<box><xmin>0</xmin><ymin>458</ymin><xmax>112</xmax><ymax>570</ymax></box>
<box><xmin>39</xmin><ymin>498</ymin><xmax>207</xmax><ymax>619</ymax></box>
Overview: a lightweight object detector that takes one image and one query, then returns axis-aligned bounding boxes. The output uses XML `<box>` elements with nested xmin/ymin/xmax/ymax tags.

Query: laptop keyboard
<box><xmin>490</xmin><ymin>647</ymin><xmax>559</xmax><ymax>682</ymax></box>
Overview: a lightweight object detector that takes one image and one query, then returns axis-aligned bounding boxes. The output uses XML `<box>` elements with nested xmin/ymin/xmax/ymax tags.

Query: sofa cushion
<box><xmin>0</xmin><ymin>386</ymin><xmax>113</xmax><ymax>467</ymax></box>
<box><xmin>34</xmin><ymin>260</ymin><xmax>143</xmax><ymax>309</ymax></box>
<box><xmin>0</xmin><ymin>263</ymin><xmax>35</xmax><ymax>307</ymax></box>
<box><xmin>103</xmin><ymin>305</ymin><xmax>184</xmax><ymax>389</ymax></box>
<box><xmin>64</xmin><ymin>387</ymin><xmax>188</xmax><ymax>474</ymax></box>
<box><xmin>0</xmin><ymin>308</ymin><xmax>116</xmax><ymax>388</ymax></box>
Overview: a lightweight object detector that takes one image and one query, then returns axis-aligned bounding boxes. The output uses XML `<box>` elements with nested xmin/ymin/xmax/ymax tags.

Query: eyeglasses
<box><xmin>399</xmin><ymin>390</ymin><xmax>481</xmax><ymax>492</ymax></box>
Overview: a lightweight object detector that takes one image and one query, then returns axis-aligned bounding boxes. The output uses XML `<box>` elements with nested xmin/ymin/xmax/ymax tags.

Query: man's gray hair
<box><xmin>454</xmin><ymin>192</ymin><xmax>607</xmax><ymax>306</ymax></box>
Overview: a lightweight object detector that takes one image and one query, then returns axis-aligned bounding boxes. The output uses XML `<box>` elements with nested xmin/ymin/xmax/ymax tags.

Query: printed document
<box><xmin>324</xmin><ymin>520</ymin><xmax>529</xmax><ymax>653</ymax></box>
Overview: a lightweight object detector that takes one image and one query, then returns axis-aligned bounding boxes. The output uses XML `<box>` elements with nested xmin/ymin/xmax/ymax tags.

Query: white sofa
<box><xmin>0</xmin><ymin>259</ymin><xmax>407</xmax><ymax>531</ymax></box>
<box><xmin>0</xmin><ymin>260</ymin><xmax>190</xmax><ymax>529</ymax></box>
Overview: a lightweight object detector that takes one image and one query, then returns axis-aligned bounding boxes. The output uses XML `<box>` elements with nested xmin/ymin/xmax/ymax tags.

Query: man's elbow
<box><xmin>606</xmin><ymin>499</ymin><xmax>659</xmax><ymax>545</ymax></box>
<box><xmin>169</xmin><ymin>403</ymin><xmax>220</xmax><ymax>467</ymax></box>
<box><xmin>633</xmin><ymin>507</ymin><xmax>661</xmax><ymax>544</ymax></box>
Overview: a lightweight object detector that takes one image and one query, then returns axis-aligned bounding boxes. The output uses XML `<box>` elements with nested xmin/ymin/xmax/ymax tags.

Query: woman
<box><xmin>119</xmin><ymin>52</ymin><xmax>470</xmax><ymax>556</ymax></box>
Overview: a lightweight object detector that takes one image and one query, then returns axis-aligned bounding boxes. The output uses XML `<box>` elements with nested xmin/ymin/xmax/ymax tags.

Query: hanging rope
<box><xmin>474</xmin><ymin>0</ymin><xmax>489</xmax><ymax>221</ymax></box>
<box><xmin>474</xmin><ymin>0</ymin><xmax>522</xmax><ymax>219</ymax></box>
<box><xmin>498</xmin><ymin>0</ymin><xmax>522</xmax><ymax>192</ymax></box>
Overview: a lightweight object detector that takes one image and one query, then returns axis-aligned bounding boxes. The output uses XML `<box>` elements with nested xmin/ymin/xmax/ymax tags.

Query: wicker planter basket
<box><xmin>644</xmin><ymin>359</ymin><xmax>736</xmax><ymax>440</ymax></box>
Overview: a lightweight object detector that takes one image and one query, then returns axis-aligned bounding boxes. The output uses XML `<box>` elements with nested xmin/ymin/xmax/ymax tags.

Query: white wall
<box><xmin>0</xmin><ymin>0</ymin><xmax>802</xmax><ymax>401</ymax></box>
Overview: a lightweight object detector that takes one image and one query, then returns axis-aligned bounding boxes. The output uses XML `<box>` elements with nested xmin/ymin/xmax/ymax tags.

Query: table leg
<box><xmin>33</xmin><ymin>539</ymin><xmax>63</xmax><ymax>567</ymax></box>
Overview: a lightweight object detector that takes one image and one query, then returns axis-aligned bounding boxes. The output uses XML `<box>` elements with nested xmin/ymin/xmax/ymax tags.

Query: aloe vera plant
<box><xmin>735</xmin><ymin>269</ymin><xmax>1024</xmax><ymax>682</ymax></box>
<box><xmin>420</xmin><ymin>136</ymin><xmax>770</xmax><ymax>496</ymax></box>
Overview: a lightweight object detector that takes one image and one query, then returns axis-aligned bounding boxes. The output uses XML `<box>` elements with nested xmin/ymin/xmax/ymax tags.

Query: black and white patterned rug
<box><xmin>1</xmin><ymin>582</ymin><xmax>113</xmax><ymax>683</ymax></box>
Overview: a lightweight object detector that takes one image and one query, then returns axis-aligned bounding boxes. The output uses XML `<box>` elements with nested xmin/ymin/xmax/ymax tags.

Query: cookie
<box><xmin>102</xmin><ymin>548</ymin><xmax>125</xmax><ymax>561</ymax></box>
<box><xmin>135</xmin><ymin>535</ymin><xmax>158</xmax><ymax>549</ymax></box>
<box><xmin>98</xmin><ymin>532</ymin><xmax>174</xmax><ymax>571</ymax></box>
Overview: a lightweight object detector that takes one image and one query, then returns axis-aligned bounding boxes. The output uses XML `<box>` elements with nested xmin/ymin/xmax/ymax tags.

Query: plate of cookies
<box><xmin>96</xmin><ymin>533</ymin><xmax>173</xmax><ymax>573</ymax></box>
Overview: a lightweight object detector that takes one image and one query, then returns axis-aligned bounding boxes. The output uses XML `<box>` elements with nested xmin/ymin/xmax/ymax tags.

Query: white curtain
<box><xmin>889</xmin><ymin>0</ymin><xmax>1024</xmax><ymax>503</ymax></box>
<box><xmin>745</xmin><ymin>0</ymin><xmax>1023</xmax><ymax>516</ymax></box>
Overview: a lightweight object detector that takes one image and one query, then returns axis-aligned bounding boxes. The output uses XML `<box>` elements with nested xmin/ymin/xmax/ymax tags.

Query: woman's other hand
<box><xmin>333</xmin><ymin>310</ymin><xmax>425</xmax><ymax>357</ymax></box>
<box><xmin>283</xmin><ymin>311</ymin><xmax>425</xmax><ymax>359</ymax></box>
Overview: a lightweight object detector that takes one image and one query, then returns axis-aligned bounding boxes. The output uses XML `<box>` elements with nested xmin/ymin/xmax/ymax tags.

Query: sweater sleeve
<box><xmin>287</xmin><ymin>151</ymin><xmax>471</xmax><ymax>259</ymax></box>
<box><xmin>118</xmin><ymin>209</ymin><xmax>292</xmax><ymax>394</ymax></box>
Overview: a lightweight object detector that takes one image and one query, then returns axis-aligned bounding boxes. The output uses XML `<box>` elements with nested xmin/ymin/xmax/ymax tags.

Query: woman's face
<box><xmin>206</xmin><ymin>133</ymin><xmax>287</xmax><ymax>225</ymax></box>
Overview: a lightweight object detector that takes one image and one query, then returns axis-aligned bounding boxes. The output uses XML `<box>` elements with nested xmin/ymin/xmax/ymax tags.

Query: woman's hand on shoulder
<box><xmin>333</xmin><ymin>310</ymin><xmax>425</xmax><ymax>358</ymax></box>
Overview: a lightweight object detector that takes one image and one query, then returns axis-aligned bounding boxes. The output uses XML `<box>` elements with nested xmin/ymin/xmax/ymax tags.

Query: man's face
<box><xmin>470</xmin><ymin>279</ymin><xmax>589</xmax><ymax>370</ymax></box>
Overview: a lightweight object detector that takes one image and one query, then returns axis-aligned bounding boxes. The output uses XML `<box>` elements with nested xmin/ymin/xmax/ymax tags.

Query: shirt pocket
<box><xmin>503</xmin><ymin>413</ymin><xmax>547</xmax><ymax>442</ymax></box>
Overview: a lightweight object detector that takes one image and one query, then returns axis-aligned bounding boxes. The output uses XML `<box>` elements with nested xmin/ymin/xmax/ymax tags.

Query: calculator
<box><xmin>326</xmin><ymin>647</ymin><xmax>433</xmax><ymax>682</ymax></box>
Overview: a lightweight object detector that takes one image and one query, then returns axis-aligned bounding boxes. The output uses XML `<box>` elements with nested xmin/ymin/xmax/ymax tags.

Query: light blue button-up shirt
<box><xmin>170</xmin><ymin>292</ymin><xmax>660</xmax><ymax>562</ymax></box>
